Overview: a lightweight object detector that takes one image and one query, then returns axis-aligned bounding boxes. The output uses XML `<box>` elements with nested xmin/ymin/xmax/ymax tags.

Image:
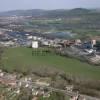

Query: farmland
<box><xmin>1</xmin><ymin>47</ymin><xmax>100</xmax><ymax>79</ymax></box>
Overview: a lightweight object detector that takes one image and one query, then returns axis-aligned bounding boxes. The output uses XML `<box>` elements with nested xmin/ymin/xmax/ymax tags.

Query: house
<box><xmin>35</xmin><ymin>79</ymin><xmax>50</xmax><ymax>87</ymax></box>
<box><xmin>65</xmin><ymin>85</ymin><xmax>73</xmax><ymax>92</ymax></box>
<box><xmin>0</xmin><ymin>73</ymin><xmax>17</xmax><ymax>87</ymax></box>
<box><xmin>86</xmin><ymin>36</ymin><xmax>100</xmax><ymax>49</ymax></box>
<box><xmin>0</xmin><ymin>77</ymin><xmax>17</xmax><ymax>87</ymax></box>
<box><xmin>0</xmin><ymin>41</ymin><xmax>15</xmax><ymax>47</ymax></box>
<box><xmin>91</xmin><ymin>39</ymin><xmax>96</xmax><ymax>47</ymax></box>
<box><xmin>27</xmin><ymin>36</ymin><xmax>33</xmax><ymax>40</ymax></box>
<box><xmin>82</xmin><ymin>41</ymin><xmax>93</xmax><ymax>49</ymax></box>
<box><xmin>41</xmin><ymin>40</ymin><xmax>50</xmax><ymax>46</ymax></box>
<box><xmin>32</xmin><ymin>41</ymin><xmax>39</xmax><ymax>49</ymax></box>
<box><xmin>58</xmin><ymin>40</ymin><xmax>75</xmax><ymax>48</ymax></box>
<box><xmin>75</xmin><ymin>39</ymin><xmax>82</xmax><ymax>46</ymax></box>
<box><xmin>0</xmin><ymin>70</ymin><xmax>4</xmax><ymax>77</ymax></box>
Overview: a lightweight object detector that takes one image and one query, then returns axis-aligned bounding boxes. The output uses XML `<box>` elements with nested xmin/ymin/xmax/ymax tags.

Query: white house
<box><xmin>32</xmin><ymin>41</ymin><xmax>39</xmax><ymax>48</ymax></box>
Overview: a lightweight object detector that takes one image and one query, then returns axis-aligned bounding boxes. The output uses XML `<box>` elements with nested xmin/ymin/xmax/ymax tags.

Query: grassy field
<box><xmin>1</xmin><ymin>47</ymin><xmax>100</xmax><ymax>79</ymax></box>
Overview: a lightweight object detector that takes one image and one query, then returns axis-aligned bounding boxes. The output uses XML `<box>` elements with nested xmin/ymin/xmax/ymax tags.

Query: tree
<box><xmin>0</xmin><ymin>46</ymin><xmax>4</xmax><ymax>67</ymax></box>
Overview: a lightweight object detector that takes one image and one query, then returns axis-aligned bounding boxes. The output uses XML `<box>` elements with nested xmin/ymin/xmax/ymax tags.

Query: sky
<box><xmin>0</xmin><ymin>0</ymin><xmax>100</xmax><ymax>12</ymax></box>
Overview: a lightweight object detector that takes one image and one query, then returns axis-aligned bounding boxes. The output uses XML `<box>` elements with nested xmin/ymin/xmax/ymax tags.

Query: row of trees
<box><xmin>0</xmin><ymin>47</ymin><xmax>4</xmax><ymax>67</ymax></box>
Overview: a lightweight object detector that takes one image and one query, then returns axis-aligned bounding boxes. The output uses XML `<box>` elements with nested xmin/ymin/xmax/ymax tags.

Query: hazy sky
<box><xmin>0</xmin><ymin>0</ymin><xmax>100</xmax><ymax>11</ymax></box>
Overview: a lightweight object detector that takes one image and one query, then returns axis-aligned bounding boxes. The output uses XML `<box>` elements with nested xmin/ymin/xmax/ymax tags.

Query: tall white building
<box><xmin>32</xmin><ymin>41</ymin><xmax>39</xmax><ymax>48</ymax></box>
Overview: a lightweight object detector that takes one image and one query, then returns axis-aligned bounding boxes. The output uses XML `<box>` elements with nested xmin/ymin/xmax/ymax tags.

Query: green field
<box><xmin>1</xmin><ymin>47</ymin><xmax>100</xmax><ymax>79</ymax></box>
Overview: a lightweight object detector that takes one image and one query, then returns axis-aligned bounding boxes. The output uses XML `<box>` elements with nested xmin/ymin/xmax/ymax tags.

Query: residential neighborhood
<box><xmin>1</xmin><ymin>69</ymin><xmax>99</xmax><ymax>100</ymax></box>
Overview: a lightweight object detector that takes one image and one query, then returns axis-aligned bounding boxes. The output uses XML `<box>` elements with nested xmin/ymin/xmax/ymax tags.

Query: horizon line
<box><xmin>0</xmin><ymin>7</ymin><xmax>100</xmax><ymax>13</ymax></box>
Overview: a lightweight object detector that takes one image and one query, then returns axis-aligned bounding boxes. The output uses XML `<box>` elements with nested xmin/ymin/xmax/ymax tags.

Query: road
<box><xmin>47</xmin><ymin>86</ymin><xmax>100</xmax><ymax>100</ymax></box>
<box><xmin>31</xmin><ymin>81</ymin><xmax>100</xmax><ymax>100</ymax></box>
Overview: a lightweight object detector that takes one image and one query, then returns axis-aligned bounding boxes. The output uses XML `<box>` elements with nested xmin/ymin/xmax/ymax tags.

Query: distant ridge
<box><xmin>0</xmin><ymin>8</ymin><xmax>99</xmax><ymax>18</ymax></box>
<box><xmin>0</xmin><ymin>9</ymin><xmax>46</xmax><ymax>17</ymax></box>
<box><xmin>69</xmin><ymin>8</ymin><xmax>90</xmax><ymax>14</ymax></box>
<box><xmin>70</xmin><ymin>8</ymin><xmax>90</xmax><ymax>12</ymax></box>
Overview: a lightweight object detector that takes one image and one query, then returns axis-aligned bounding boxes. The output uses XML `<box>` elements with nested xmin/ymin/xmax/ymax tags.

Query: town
<box><xmin>0</xmin><ymin>3</ymin><xmax>100</xmax><ymax>100</ymax></box>
<box><xmin>0</xmin><ymin>68</ymin><xmax>99</xmax><ymax>100</ymax></box>
<box><xmin>1</xmin><ymin>27</ymin><xmax>100</xmax><ymax>100</ymax></box>
<box><xmin>1</xmin><ymin>27</ymin><xmax>100</xmax><ymax>65</ymax></box>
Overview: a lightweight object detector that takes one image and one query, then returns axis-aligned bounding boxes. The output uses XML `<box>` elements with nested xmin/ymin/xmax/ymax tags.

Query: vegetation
<box><xmin>1</xmin><ymin>8</ymin><xmax>100</xmax><ymax>38</ymax></box>
<box><xmin>17</xmin><ymin>87</ymin><xmax>33</xmax><ymax>100</ymax></box>
<box><xmin>1</xmin><ymin>47</ymin><xmax>100</xmax><ymax>79</ymax></box>
<box><xmin>1</xmin><ymin>47</ymin><xmax>100</xmax><ymax>97</ymax></box>
<box><xmin>39</xmin><ymin>92</ymin><xmax>69</xmax><ymax>100</ymax></box>
<box><xmin>0</xmin><ymin>46</ymin><xmax>4</xmax><ymax>66</ymax></box>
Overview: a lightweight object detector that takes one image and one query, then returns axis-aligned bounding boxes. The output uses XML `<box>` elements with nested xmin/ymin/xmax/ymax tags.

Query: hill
<box><xmin>70</xmin><ymin>8</ymin><xmax>90</xmax><ymax>13</ymax></box>
<box><xmin>1</xmin><ymin>47</ymin><xmax>100</xmax><ymax>79</ymax></box>
<box><xmin>0</xmin><ymin>8</ymin><xmax>100</xmax><ymax>37</ymax></box>
<box><xmin>0</xmin><ymin>8</ymin><xmax>98</xmax><ymax>18</ymax></box>
<box><xmin>0</xmin><ymin>9</ymin><xmax>46</xmax><ymax>17</ymax></box>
